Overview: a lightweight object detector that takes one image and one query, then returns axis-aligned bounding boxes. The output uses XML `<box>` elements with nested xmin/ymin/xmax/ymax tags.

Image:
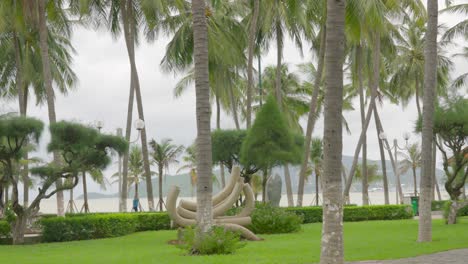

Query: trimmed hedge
<box><xmin>41</xmin><ymin>212</ymin><xmax>170</xmax><ymax>242</ymax></box>
<box><xmin>286</xmin><ymin>205</ymin><xmax>413</xmax><ymax>223</ymax></box>
<box><xmin>0</xmin><ymin>220</ymin><xmax>10</xmax><ymax>238</ymax></box>
<box><xmin>432</xmin><ymin>200</ymin><xmax>448</xmax><ymax>211</ymax></box>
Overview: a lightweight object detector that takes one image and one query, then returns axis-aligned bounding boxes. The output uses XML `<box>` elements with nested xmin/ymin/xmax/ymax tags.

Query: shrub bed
<box><xmin>286</xmin><ymin>205</ymin><xmax>413</xmax><ymax>223</ymax></box>
<box><xmin>41</xmin><ymin>212</ymin><xmax>170</xmax><ymax>242</ymax></box>
<box><xmin>0</xmin><ymin>220</ymin><xmax>10</xmax><ymax>238</ymax></box>
<box><xmin>249</xmin><ymin>204</ymin><xmax>302</xmax><ymax>234</ymax></box>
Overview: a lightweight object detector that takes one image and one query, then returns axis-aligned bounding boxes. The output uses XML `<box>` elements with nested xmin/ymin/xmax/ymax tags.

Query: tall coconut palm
<box><xmin>107</xmin><ymin>0</ymin><xmax>172</xmax><ymax>212</ymax></box>
<box><xmin>192</xmin><ymin>0</ymin><xmax>213</xmax><ymax>234</ymax></box>
<box><xmin>441</xmin><ymin>2</ymin><xmax>468</xmax><ymax>41</ymax></box>
<box><xmin>177</xmin><ymin>145</ymin><xmax>197</xmax><ymax>197</ymax></box>
<box><xmin>246</xmin><ymin>0</ymin><xmax>260</xmax><ymax>128</ymax></box>
<box><xmin>309</xmin><ymin>138</ymin><xmax>323</xmax><ymax>206</ymax></box>
<box><xmin>320</xmin><ymin>0</ymin><xmax>345</xmax><ymax>262</ymax></box>
<box><xmin>128</xmin><ymin>145</ymin><xmax>145</xmax><ymax>211</ymax></box>
<box><xmin>418</xmin><ymin>0</ymin><xmax>438</xmax><ymax>243</ymax></box>
<box><xmin>398</xmin><ymin>143</ymin><xmax>422</xmax><ymax>196</ymax></box>
<box><xmin>149</xmin><ymin>138</ymin><xmax>184</xmax><ymax>211</ymax></box>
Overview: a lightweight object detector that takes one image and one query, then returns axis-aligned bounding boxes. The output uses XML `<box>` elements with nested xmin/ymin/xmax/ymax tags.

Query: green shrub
<box><xmin>442</xmin><ymin>201</ymin><xmax>468</xmax><ymax>221</ymax></box>
<box><xmin>250</xmin><ymin>204</ymin><xmax>302</xmax><ymax>234</ymax></box>
<box><xmin>0</xmin><ymin>220</ymin><xmax>10</xmax><ymax>238</ymax></box>
<box><xmin>41</xmin><ymin>212</ymin><xmax>171</xmax><ymax>242</ymax></box>
<box><xmin>432</xmin><ymin>200</ymin><xmax>448</xmax><ymax>211</ymax></box>
<box><xmin>286</xmin><ymin>205</ymin><xmax>413</xmax><ymax>223</ymax></box>
<box><xmin>178</xmin><ymin>226</ymin><xmax>245</xmax><ymax>255</ymax></box>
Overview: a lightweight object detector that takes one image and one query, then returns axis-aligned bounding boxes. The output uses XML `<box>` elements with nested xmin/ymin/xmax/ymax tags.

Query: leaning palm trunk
<box><xmin>38</xmin><ymin>0</ymin><xmax>64</xmax><ymax>216</ymax></box>
<box><xmin>246</xmin><ymin>0</ymin><xmax>259</xmax><ymax>128</ymax></box>
<box><xmin>320</xmin><ymin>0</ymin><xmax>345</xmax><ymax>263</ymax></box>
<box><xmin>284</xmin><ymin>165</ymin><xmax>294</xmax><ymax>207</ymax></box>
<box><xmin>297</xmin><ymin>27</ymin><xmax>326</xmax><ymax>207</ymax></box>
<box><xmin>418</xmin><ymin>0</ymin><xmax>438</xmax><ymax>242</ymax></box>
<box><xmin>374</xmin><ymin>107</ymin><xmax>390</xmax><ymax>204</ymax></box>
<box><xmin>121</xmin><ymin>0</ymin><xmax>155</xmax><ymax>211</ymax></box>
<box><xmin>357</xmin><ymin>46</ymin><xmax>369</xmax><ymax>206</ymax></box>
<box><xmin>120</xmin><ymin>78</ymin><xmax>135</xmax><ymax>212</ymax></box>
<box><xmin>192</xmin><ymin>0</ymin><xmax>213</xmax><ymax>234</ymax></box>
<box><xmin>158</xmin><ymin>166</ymin><xmax>164</xmax><ymax>211</ymax></box>
<box><xmin>81</xmin><ymin>171</ymin><xmax>89</xmax><ymax>213</ymax></box>
<box><xmin>343</xmin><ymin>34</ymin><xmax>381</xmax><ymax>204</ymax></box>
<box><xmin>13</xmin><ymin>31</ymin><xmax>30</xmax><ymax>208</ymax></box>
<box><xmin>275</xmin><ymin>21</ymin><xmax>283</xmax><ymax>104</ymax></box>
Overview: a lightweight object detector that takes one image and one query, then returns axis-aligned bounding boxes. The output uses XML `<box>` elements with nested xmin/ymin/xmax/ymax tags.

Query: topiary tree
<box><xmin>0</xmin><ymin>119</ymin><xmax>128</xmax><ymax>244</ymax></box>
<box><xmin>417</xmin><ymin>98</ymin><xmax>468</xmax><ymax>224</ymax></box>
<box><xmin>241</xmin><ymin>96</ymin><xmax>303</xmax><ymax>202</ymax></box>
<box><xmin>211</xmin><ymin>129</ymin><xmax>260</xmax><ymax>183</ymax></box>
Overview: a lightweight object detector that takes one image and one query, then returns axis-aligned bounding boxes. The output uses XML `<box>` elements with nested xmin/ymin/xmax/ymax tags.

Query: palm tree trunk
<box><xmin>343</xmin><ymin>34</ymin><xmax>381</xmax><ymax>204</ymax></box>
<box><xmin>433</xmin><ymin>141</ymin><xmax>441</xmax><ymax>200</ymax></box>
<box><xmin>122</xmin><ymin>0</ymin><xmax>155</xmax><ymax>211</ymax></box>
<box><xmin>13</xmin><ymin>30</ymin><xmax>30</xmax><ymax>208</ymax></box>
<box><xmin>357</xmin><ymin>45</ymin><xmax>369</xmax><ymax>206</ymax></box>
<box><xmin>297</xmin><ymin>27</ymin><xmax>326</xmax><ymax>207</ymax></box>
<box><xmin>117</xmin><ymin>128</ymin><xmax>123</xmax><ymax>205</ymax></box>
<box><xmin>246</xmin><ymin>0</ymin><xmax>260</xmax><ymax>128</ymax></box>
<box><xmin>120</xmin><ymin>77</ymin><xmax>134</xmax><ymax>212</ymax></box>
<box><xmin>82</xmin><ymin>171</ymin><xmax>89</xmax><ymax>213</ymax></box>
<box><xmin>315</xmin><ymin>168</ymin><xmax>320</xmax><ymax>206</ymax></box>
<box><xmin>412</xmin><ymin>166</ymin><xmax>418</xmax><ymax>196</ymax></box>
<box><xmin>275</xmin><ymin>21</ymin><xmax>283</xmax><ymax>104</ymax></box>
<box><xmin>192</xmin><ymin>0</ymin><xmax>213</xmax><ymax>234</ymax></box>
<box><xmin>418</xmin><ymin>0</ymin><xmax>438</xmax><ymax>243</ymax></box>
<box><xmin>320</xmin><ymin>0</ymin><xmax>345</xmax><ymax>262</ymax></box>
<box><xmin>228</xmin><ymin>85</ymin><xmax>240</xmax><ymax>129</ymax></box>
<box><xmin>374</xmin><ymin>107</ymin><xmax>390</xmax><ymax>204</ymax></box>
<box><xmin>38</xmin><ymin>0</ymin><xmax>65</xmax><ymax>217</ymax></box>
<box><xmin>415</xmin><ymin>78</ymin><xmax>422</xmax><ymax>117</ymax></box>
<box><xmin>284</xmin><ymin>165</ymin><xmax>294</xmax><ymax>207</ymax></box>
<box><xmin>158</xmin><ymin>166</ymin><xmax>164</xmax><ymax>211</ymax></box>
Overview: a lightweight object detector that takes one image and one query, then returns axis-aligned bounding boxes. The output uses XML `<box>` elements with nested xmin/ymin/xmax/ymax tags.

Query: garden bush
<box><xmin>442</xmin><ymin>201</ymin><xmax>468</xmax><ymax>221</ymax></box>
<box><xmin>41</xmin><ymin>212</ymin><xmax>170</xmax><ymax>242</ymax></box>
<box><xmin>286</xmin><ymin>205</ymin><xmax>413</xmax><ymax>223</ymax></box>
<box><xmin>178</xmin><ymin>226</ymin><xmax>245</xmax><ymax>255</ymax></box>
<box><xmin>0</xmin><ymin>220</ymin><xmax>10</xmax><ymax>238</ymax></box>
<box><xmin>432</xmin><ymin>200</ymin><xmax>449</xmax><ymax>211</ymax></box>
<box><xmin>250</xmin><ymin>204</ymin><xmax>302</xmax><ymax>234</ymax></box>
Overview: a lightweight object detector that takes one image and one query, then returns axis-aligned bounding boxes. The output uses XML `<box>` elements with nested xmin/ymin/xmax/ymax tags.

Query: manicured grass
<box><xmin>1</xmin><ymin>218</ymin><xmax>467</xmax><ymax>264</ymax></box>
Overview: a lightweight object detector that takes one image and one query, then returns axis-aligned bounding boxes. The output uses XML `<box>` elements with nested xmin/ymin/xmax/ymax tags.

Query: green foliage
<box><xmin>212</xmin><ymin>129</ymin><xmax>247</xmax><ymax>168</ymax></box>
<box><xmin>40</xmin><ymin>213</ymin><xmax>170</xmax><ymax>242</ymax></box>
<box><xmin>178</xmin><ymin>226</ymin><xmax>245</xmax><ymax>255</ymax></box>
<box><xmin>432</xmin><ymin>200</ymin><xmax>449</xmax><ymax>211</ymax></box>
<box><xmin>0</xmin><ymin>220</ymin><xmax>10</xmax><ymax>238</ymax></box>
<box><xmin>241</xmin><ymin>96</ymin><xmax>301</xmax><ymax>169</ymax></box>
<box><xmin>0</xmin><ymin>117</ymin><xmax>44</xmax><ymax>160</ymax></box>
<box><xmin>250</xmin><ymin>204</ymin><xmax>302</xmax><ymax>234</ymax></box>
<box><xmin>442</xmin><ymin>201</ymin><xmax>468</xmax><ymax>221</ymax></box>
<box><xmin>286</xmin><ymin>205</ymin><xmax>413</xmax><ymax>223</ymax></box>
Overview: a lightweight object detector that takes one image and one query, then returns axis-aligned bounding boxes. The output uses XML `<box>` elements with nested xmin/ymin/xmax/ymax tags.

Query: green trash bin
<box><xmin>410</xmin><ymin>196</ymin><xmax>419</xmax><ymax>216</ymax></box>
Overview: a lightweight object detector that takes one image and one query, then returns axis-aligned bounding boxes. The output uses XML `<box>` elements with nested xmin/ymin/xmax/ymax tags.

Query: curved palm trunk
<box><xmin>418</xmin><ymin>0</ymin><xmax>438</xmax><ymax>242</ymax></box>
<box><xmin>284</xmin><ymin>165</ymin><xmax>294</xmax><ymax>207</ymax></box>
<box><xmin>122</xmin><ymin>0</ymin><xmax>155</xmax><ymax>211</ymax></box>
<box><xmin>227</xmin><ymin>84</ymin><xmax>240</xmax><ymax>129</ymax></box>
<box><xmin>320</xmin><ymin>0</ymin><xmax>345</xmax><ymax>262</ymax></box>
<box><xmin>297</xmin><ymin>27</ymin><xmax>326</xmax><ymax>206</ymax></box>
<box><xmin>262</xmin><ymin>169</ymin><xmax>268</xmax><ymax>203</ymax></box>
<box><xmin>120</xmin><ymin>79</ymin><xmax>134</xmax><ymax>212</ymax></box>
<box><xmin>433</xmin><ymin>142</ymin><xmax>441</xmax><ymax>200</ymax></box>
<box><xmin>374</xmin><ymin>107</ymin><xmax>390</xmax><ymax>204</ymax></box>
<box><xmin>192</xmin><ymin>0</ymin><xmax>213</xmax><ymax>234</ymax></box>
<box><xmin>357</xmin><ymin>46</ymin><xmax>369</xmax><ymax>206</ymax></box>
<box><xmin>246</xmin><ymin>0</ymin><xmax>260</xmax><ymax>128</ymax></box>
<box><xmin>415</xmin><ymin>78</ymin><xmax>422</xmax><ymax>117</ymax></box>
<box><xmin>275</xmin><ymin>21</ymin><xmax>283</xmax><ymax>104</ymax></box>
<box><xmin>215</xmin><ymin>96</ymin><xmax>226</xmax><ymax>188</ymax></box>
<box><xmin>315</xmin><ymin>168</ymin><xmax>320</xmax><ymax>206</ymax></box>
<box><xmin>38</xmin><ymin>0</ymin><xmax>65</xmax><ymax>217</ymax></box>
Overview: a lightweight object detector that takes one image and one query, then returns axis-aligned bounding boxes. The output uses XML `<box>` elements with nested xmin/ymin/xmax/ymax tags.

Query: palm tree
<box><xmin>149</xmin><ymin>138</ymin><xmax>184</xmax><ymax>211</ymax></box>
<box><xmin>309</xmin><ymin>138</ymin><xmax>323</xmax><ymax>206</ymax></box>
<box><xmin>192</xmin><ymin>0</ymin><xmax>213</xmax><ymax>234</ymax></box>
<box><xmin>398</xmin><ymin>143</ymin><xmax>422</xmax><ymax>197</ymax></box>
<box><xmin>441</xmin><ymin>2</ymin><xmax>468</xmax><ymax>41</ymax></box>
<box><xmin>177</xmin><ymin>145</ymin><xmax>197</xmax><ymax>197</ymax></box>
<box><xmin>418</xmin><ymin>0</ymin><xmax>438</xmax><ymax>243</ymax></box>
<box><xmin>128</xmin><ymin>145</ymin><xmax>145</xmax><ymax>211</ymax></box>
<box><xmin>320</xmin><ymin>0</ymin><xmax>345</xmax><ymax>262</ymax></box>
<box><xmin>80</xmin><ymin>168</ymin><xmax>108</xmax><ymax>213</ymax></box>
<box><xmin>354</xmin><ymin>163</ymin><xmax>383</xmax><ymax>204</ymax></box>
<box><xmin>246</xmin><ymin>0</ymin><xmax>260</xmax><ymax>128</ymax></box>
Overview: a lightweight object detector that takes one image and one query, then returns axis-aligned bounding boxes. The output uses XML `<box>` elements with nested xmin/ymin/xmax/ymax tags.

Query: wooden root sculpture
<box><xmin>167</xmin><ymin>166</ymin><xmax>261</xmax><ymax>241</ymax></box>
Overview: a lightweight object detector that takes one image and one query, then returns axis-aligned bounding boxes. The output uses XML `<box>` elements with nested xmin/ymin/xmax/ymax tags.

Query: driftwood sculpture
<box><xmin>167</xmin><ymin>166</ymin><xmax>261</xmax><ymax>241</ymax></box>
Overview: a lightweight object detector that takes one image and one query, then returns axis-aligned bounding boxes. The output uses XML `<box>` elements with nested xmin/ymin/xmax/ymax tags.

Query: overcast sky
<box><xmin>1</xmin><ymin>0</ymin><xmax>467</xmax><ymax>195</ymax></box>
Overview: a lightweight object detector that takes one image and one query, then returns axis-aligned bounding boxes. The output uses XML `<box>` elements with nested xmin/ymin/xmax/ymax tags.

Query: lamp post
<box><xmin>131</xmin><ymin>119</ymin><xmax>145</xmax><ymax>144</ymax></box>
<box><xmin>379</xmin><ymin>132</ymin><xmax>410</xmax><ymax>204</ymax></box>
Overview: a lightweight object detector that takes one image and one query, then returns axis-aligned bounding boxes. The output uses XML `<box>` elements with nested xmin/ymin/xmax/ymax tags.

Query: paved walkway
<box><xmin>348</xmin><ymin>248</ymin><xmax>468</xmax><ymax>264</ymax></box>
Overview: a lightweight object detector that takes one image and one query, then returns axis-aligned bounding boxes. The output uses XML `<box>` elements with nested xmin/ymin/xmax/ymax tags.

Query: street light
<box><xmin>379</xmin><ymin>132</ymin><xmax>411</xmax><ymax>204</ymax></box>
<box><xmin>131</xmin><ymin>119</ymin><xmax>145</xmax><ymax>143</ymax></box>
<box><xmin>95</xmin><ymin>120</ymin><xmax>104</xmax><ymax>132</ymax></box>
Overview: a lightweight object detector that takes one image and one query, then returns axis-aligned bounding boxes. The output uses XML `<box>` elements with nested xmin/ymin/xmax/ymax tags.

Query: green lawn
<box><xmin>1</xmin><ymin>218</ymin><xmax>468</xmax><ymax>264</ymax></box>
